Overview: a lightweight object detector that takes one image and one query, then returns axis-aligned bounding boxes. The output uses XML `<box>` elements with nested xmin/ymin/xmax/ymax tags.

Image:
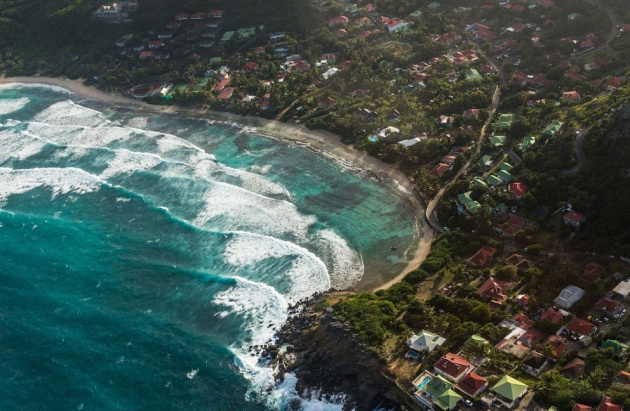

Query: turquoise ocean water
<box><xmin>0</xmin><ymin>84</ymin><xmax>418</xmax><ymax>410</ymax></box>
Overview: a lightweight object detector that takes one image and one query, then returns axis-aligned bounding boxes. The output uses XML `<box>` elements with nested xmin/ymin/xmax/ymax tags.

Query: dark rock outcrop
<box><xmin>267</xmin><ymin>294</ymin><xmax>413</xmax><ymax>411</ymax></box>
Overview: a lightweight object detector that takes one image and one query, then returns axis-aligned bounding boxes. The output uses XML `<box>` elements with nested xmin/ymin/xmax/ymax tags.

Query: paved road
<box><xmin>425</xmin><ymin>85</ymin><xmax>501</xmax><ymax>232</ymax></box>
<box><xmin>562</xmin><ymin>127</ymin><xmax>588</xmax><ymax>174</ymax></box>
<box><xmin>571</xmin><ymin>0</ymin><xmax>620</xmax><ymax>60</ymax></box>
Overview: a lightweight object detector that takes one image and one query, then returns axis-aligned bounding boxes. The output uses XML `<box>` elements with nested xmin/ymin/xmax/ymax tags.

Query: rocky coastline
<box><xmin>262</xmin><ymin>293</ymin><xmax>415</xmax><ymax>411</ymax></box>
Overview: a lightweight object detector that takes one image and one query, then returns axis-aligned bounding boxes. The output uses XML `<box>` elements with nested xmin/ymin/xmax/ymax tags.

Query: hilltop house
<box><xmin>407</xmin><ymin>330</ymin><xmax>446</xmax><ymax>353</ymax></box>
<box><xmin>564</xmin><ymin>211</ymin><xmax>586</xmax><ymax>228</ymax></box>
<box><xmin>563</xmin><ymin>358</ymin><xmax>586</xmax><ymax>379</ymax></box>
<box><xmin>522</xmin><ymin>351</ymin><xmax>549</xmax><ymax>376</ymax></box>
<box><xmin>413</xmin><ymin>372</ymin><xmax>462</xmax><ymax>410</ymax></box>
<box><xmin>433</xmin><ymin>353</ymin><xmax>473</xmax><ymax>383</ymax></box>
<box><xmin>478</xmin><ymin>277</ymin><xmax>513</xmax><ymax>306</ymax></box>
<box><xmin>583</xmin><ymin>262</ymin><xmax>606</xmax><ymax>282</ymax></box>
<box><xmin>484</xmin><ymin>376</ymin><xmax>528</xmax><ymax>409</ymax></box>
<box><xmin>554</xmin><ymin>285</ymin><xmax>585</xmax><ymax>309</ymax></box>
<box><xmin>456</xmin><ymin>373</ymin><xmax>488</xmax><ymax>397</ymax></box>
<box><xmin>468</xmin><ymin>246</ymin><xmax>497</xmax><ymax>267</ymax></box>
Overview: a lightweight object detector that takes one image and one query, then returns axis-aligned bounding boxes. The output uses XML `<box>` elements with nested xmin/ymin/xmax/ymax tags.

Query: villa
<box><xmin>483</xmin><ymin>375</ymin><xmax>528</xmax><ymax>409</ymax></box>
<box><xmin>407</xmin><ymin>330</ymin><xmax>446</xmax><ymax>353</ymax></box>
<box><xmin>554</xmin><ymin>285</ymin><xmax>585</xmax><ymax>309</ymax></box>
<box><xmin>413</xmin><ymin>371</ymin><xmax>462</xmax><ymax>410</ymax></box>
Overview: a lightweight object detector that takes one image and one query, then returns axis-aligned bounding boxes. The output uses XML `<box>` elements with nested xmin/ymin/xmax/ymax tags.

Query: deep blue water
<box><xmin>0</xmin><ymin>84</ymin><xmax>418</xmax><ymax>410</ymax></box>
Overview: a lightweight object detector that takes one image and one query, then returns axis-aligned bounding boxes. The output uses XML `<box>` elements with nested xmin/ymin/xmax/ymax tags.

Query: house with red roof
<box><xmin>542</xmin><ymin>335</ymin><xmax>567</xmax><ymax>359</ymax></box>
<box><xmin>213</xmin><ymin>78</ymin><xmax>231</xmax><ymax>93</ymax></box>
<box><xmin>539</xmin><ymin>0</ymin><xmax>555</xmax><ymax>6</ymax></box>
<box><xmin>339</xmin><ymin>60</ymin><xmax>352</xmax><ymax>69</ymax></box>
<box><xmin>565</xmin><ymin>317</ymin><xmax>597</xmax><ymax>338</ymax></box>
<box><xmin>540</xmin><ymin>309</ymin><xmax>564</xmax><ymax>324</ymax></box>
<box><xmin>574</xmin><ymin>405</ymin><xmax>592</xmax><ymax>411</ymax></box>
<box><xmin>333</xmin><ymin>29</ymin><xmax>348</xmax><ymax>38</ymax></box>
<box><xmin>615</xmin><ymin>370</ymin><xmax>630</xmax><ymax>385</ymax></box>
<box><xmin>218</xmin><ymin>87</ymin><xmax>235</xmax><ymax>100</ymax></box>
<box><xmin>148</xmin><ymin>40</ymin><xmax>165</xmax><ymax>49</ymax></box>
<box><xmin>522</xmin><ymin>351</ymin><xmax>548</xmax><ymax>376</ymax></box>
<box><xmin>430</xmin><ymin>163</ymin><xmax>452</xmax><ymax>178</ymax></box>
<box><xmin>433</xmin><ymin>353</ymin><xmax>473</xmax><ymax>383</ymax></box>
<box><xmin>468</xmin><ymin>246</ymin><xmax>497</xmax><ymax>267</ymax></box>
<box><xmin>456</xmin><ymin>373</ymin><xmax>488</xmax><ymax>397</ymax></box>
<box><xmin>565</xmin><ymin>71</ymin><xmax>587</xmax><ymax>82</ymax></box>
<box><xmin>603</xmin><ymin>77</ymin><xmax>624</xmax><ymax>91</ymax></box>
<box><xmin>384</xmin><ymin>19</ymin><xmax>408</xmax><ymax>33</ymax></box>
<box><xmin>175</xmin><ymin>12</ymin><xmax>190</xmax><ymax>21</ymax></box>
<box><xmin>563</xmin><ymin>91</ymin><xmax>581</xmax><ymax>101</ymax></box>
<box><xmin>138</xmin><ymin>50</ymin><xmax>154</xmax><ymax>59</ymax></box>
<box><xmin>327</xmin><ymin>16</ymin><xmax>349</xmax><ymax>27</ymax></box>
<box><xmin>564</xmin><ymin>211</ymin><xmax>586</xmax><ymax>228</ymax></box>
<box><xmin>581</xmin><ymin>39</ymin><xmax>595</xmax><ymax>49</ymax></box>
<box><xmin>242</xmin><ymin>62</ymin><xmax>259</xmax><ymax>72</ymax></box>
<box><xmin>318</xmin><ymin>97</ymin><xmax>337</xmax><ymax>109</ymax></box>
<box><xmin>510</xmin><ymin>72</ymin><xmax>529</xmax><ymax>86</ymax></box>
<box><xmin>508</xmin><ymin>182</ymin><xmax>527</xmax><ymax>199</ymax></box>
<box><xmin>478</xmin><ymin>277</ymin><xmax>514</xmax><ymax>302</ymax></box>
<box><xmin>191</xmin><ymin>12</ymin><xmax>207</xmax><ymax>20</ymax></box>
<box><xmin>597</xmin><ymin>395</ymin><xmax>623</xmax><ymax>411</ymax></box>
<box><xmin>564</xmin><ymin>358</ymin><xmax>586</xmax><ymax>380</ymax></box>
<box><xmin>583</xmin><ymin>261</ymin><xmax>606</xmax><ymax>282</ymax></box>
<box><xmin>595</xmin><ymin>297</ymin><xmax>625</xmax><ymax>317</ymax></box>
<box><xmin>209</xmin><ymin>10</ymin><xmax>223</xmax><ymax>18</ymax></box>
<box><xmin>506</xmin><ymin>254</ymin><xmax>534</xmax><ymax>272</ymax></box>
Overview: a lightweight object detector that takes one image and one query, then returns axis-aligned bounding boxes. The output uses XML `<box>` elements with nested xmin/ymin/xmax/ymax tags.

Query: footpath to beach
<box><xmin>0</xmin><ymin>76</ymin><xmax>435</xmax><ymax>290</ymax></box>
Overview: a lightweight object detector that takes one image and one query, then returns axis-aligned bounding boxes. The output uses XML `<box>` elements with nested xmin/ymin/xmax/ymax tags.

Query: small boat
<box><xmin>390</xmin><ymin>245</ymin><xmax>398</xmax><ymax>250</ymax></box>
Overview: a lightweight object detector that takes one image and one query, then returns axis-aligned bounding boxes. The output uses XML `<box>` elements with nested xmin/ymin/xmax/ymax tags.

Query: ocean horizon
<box><xmin>0</xmin><ymin>84</ymin><xmax>418</xmax><ymax>410</ymax></box>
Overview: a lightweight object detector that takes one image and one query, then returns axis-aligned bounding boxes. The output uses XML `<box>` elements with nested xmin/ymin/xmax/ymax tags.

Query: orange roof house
<box><xmin>468</xmin><ymin>246</ymin><xmax>497</xmax><ymax>267</ymax></box>
<box><xmin>583</xmin><ymin>262</ymin><xmax>606</xmax><ymax>282</ymax></box>
<box><xmin>478</xmin><ymin>277</ymin><xmax>514</xmax><ymax>302</ymax></box>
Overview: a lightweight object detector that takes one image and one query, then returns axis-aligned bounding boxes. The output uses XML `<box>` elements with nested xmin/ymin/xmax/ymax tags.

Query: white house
<box><xmin>407</xmin><ymin>330</ymin><xmax>446</xmax><ymax>353</ymax></box>
<box><xmin>553</xmin><ymin>285</ymin><xmax>585</xmax><ymax>309</ymax></box>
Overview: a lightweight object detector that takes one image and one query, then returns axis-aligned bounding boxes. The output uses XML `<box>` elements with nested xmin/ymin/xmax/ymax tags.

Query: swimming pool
<box><xmin>368</xmin><ymin>136</ymin><xmax>379</xmax><ymax>142</ymax></box>
<box><xmin>417</xmin><ymin>376</ymin><xmax>432</xmax><ymax>390</ymax></box>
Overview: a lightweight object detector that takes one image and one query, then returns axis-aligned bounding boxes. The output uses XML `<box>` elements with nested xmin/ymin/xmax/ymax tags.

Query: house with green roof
<box><xmin>496</xmin><ymin>113</ymin><xmax>516</xmax><ymax>130</ymax></box>
<box><xmin>410</xmin><ymin>9</ymin><xmax>423</xmax><ymax>17</ymax></box>
<box><xmin>498</xmin><ymin>169</ymin><xmax>512</xmax><ymax>182</ymax></box>
<box><xmin>601</xmin><ymin>339</ymin><xmax>627</xmax><ymax>357</ymax></box>
<box><xmin>478</xmin><ymin>155</ymin><xmax>493</xmax><ymax>169</ymax></box>
<box><xmin>490</xmin><ymin>135</ymin><xmax>506</xmax><ymax>147</ymax></box>
<box><xmin>466</xmin><ymin>201</ymin><xmax>481</xmax><ymax>213</ymax></box>
<box><xmin>236</xmin><ymin>27</ymin><xmax>256</xmax><ymax>39</ymax></box>
<box><xmin>499</xmin><ymin>162</ymin><xmax>513</xmax><ymax>172</ymax></box>
<box><xmin>221</xmin><ymin>31</ymin><xmax>235</xmax><ymax>42</ymax></box>
<box><xmin>458</xmin><ymin>191</ymin><xmax>474</xmax><ymax>206</ymax></box>
<box><xmin>414</xmin><ymin>372</ymin><xmax>462</xmax><ymax>410</ymax></box>
<box><xmin>490</xmin><ymin>375</ymin><xmax>528</xmax><ymax>409</ymax></box>
<box><xmin>543</xmin><ymin>121</ymin><xmax>563</xmax><ymax>138</ymax></box>
<box><xmin>494</xmin><ymin>203</ymin><xmax>508</xmax><ymax>214</ymax></box>
<box><xmin>487</xmin><ymin>175</ymin><xmax>503</xmax><ymax>186</ymax></box>
<box><xmin>465</xmin><ymin>334</ymin><xmax>488</xmax><ymax>347</ymax></box>
<box><xmin>522</xmin><ymin>135</ymin><xmax>536</xmax><ymax>150</ymax></box>
<box><xmin>466</xmin><ymin>68</ymin><xmax>481</xmax><ymax>80</ymax></box>
<box><xmin>427</xmin><ymin>2</ymin><xmax>441</xmax><ymax>11</ymax></box>
<box><xmin>473</xmin><ymin>177</ymin><xmax>488</xmax><ymax>188</ymax></box>
<box><xmin>344</xmin><ymin>3</ymin><xmax>359</xmax><ymax>14</ymax></box>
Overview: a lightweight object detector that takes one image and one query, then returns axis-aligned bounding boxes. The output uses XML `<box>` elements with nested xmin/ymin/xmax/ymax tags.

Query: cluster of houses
<box><xmin>404</xmin><ymin>250</ymin><xmax>630</xmax><ymax>409</ymax></box>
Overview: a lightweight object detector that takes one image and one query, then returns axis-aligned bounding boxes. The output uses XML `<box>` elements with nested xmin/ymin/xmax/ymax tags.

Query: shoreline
<box><xmin>0</xmin><ymin>76</ymin><xmax>434</xmax><ymax>291</ymax></box>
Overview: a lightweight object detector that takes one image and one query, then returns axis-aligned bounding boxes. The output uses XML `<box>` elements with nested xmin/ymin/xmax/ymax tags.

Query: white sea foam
<box><xmin>99</xmin><ymin>148</ymin><xmax>162</xmax><ymax>179</ymax></box>
<box><xmin>223</xmin><ymin>232</ymin><xmax>330</xmax><ymax>303</ymax></box>
<box><xmin>0</xmin><ymin>97</ymin><xmax>30</xmax><ymax>115</ymax></box>
<box><xmin>194</xmin><ymin>183</ymin><xmax>314</xmax><ymax>240</ymax></box>
<box><xmin>0</xmin><ymin>129</ymin><xmax>47</xmax><ymax>163</ymax></box>
<box><xmin>33</xmin><ymin>100</ymin><xmax>109</xmax><ymax>127</ymax></box>
<box><xmin>213</xmin><ymin>276</ymin><xmax>289</xmax><ymax>398</ymax></box>
<box><xmin>125</xmin><ymin>116</ymin><xmax>149</xmax><ymax>129</ymax></box>
<box><xmin>314</xmin><ymin>230</ymin><xmax>364</xmax><ymax>289</ymax></box>
<box><xmin>267</xmin><ymin>373</ymin><xmax>350</xmax><ymax>411</ymax></box>
<box><xmin>0</xmin><ymin>167</ymin><xmax>102</xmax><ymax>206</ymax></box>
<box><xmin>0</xmin><ymin>83</ymin><xmax>74</xmax><ymax>95</ymax></box>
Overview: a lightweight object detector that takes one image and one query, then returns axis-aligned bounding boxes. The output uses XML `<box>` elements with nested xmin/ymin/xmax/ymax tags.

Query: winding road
<box><xmin>571</xmin><ymin>0</ymin><xmax>620</xmax><ymax>60</ymax></box>
<box><xmin>562</xmin><ymin>128</ymin><xmax>588</xmax><ymax>174</ymax></box>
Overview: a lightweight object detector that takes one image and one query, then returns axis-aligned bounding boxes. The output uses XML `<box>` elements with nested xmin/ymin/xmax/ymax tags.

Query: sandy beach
<box><xmin>0</xmin><ymin>76</ymin><xmax>434</xmax><ymax>290</ymax></box>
